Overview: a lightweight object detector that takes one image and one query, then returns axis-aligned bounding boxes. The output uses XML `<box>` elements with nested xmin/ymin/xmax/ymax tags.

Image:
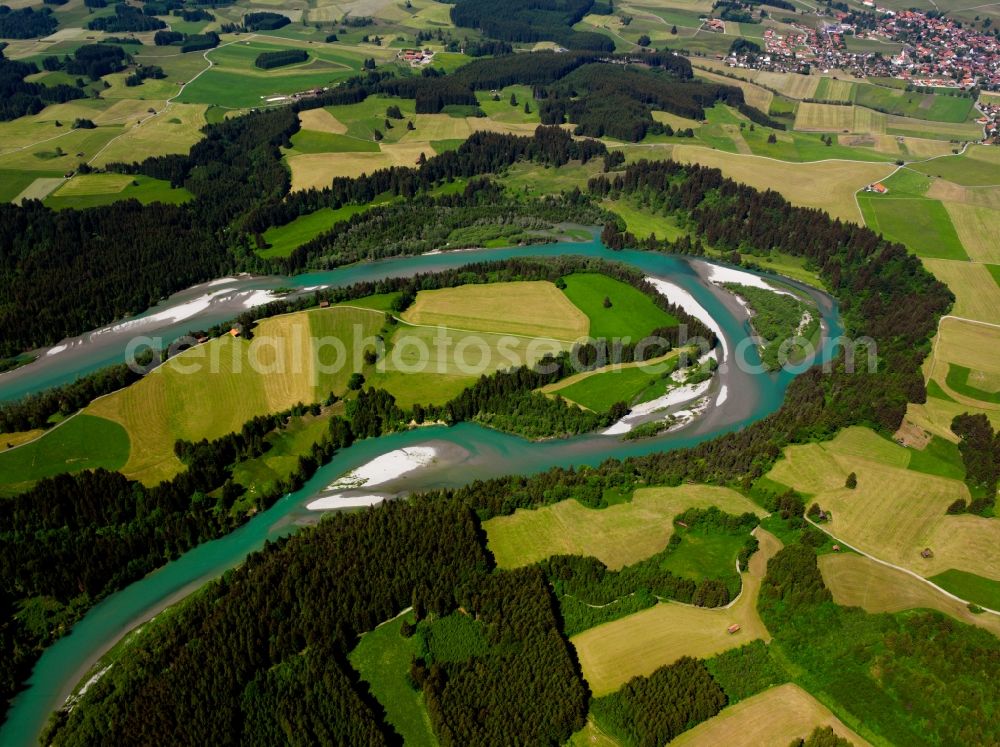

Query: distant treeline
<box><xmin>0</xmin><ymin>50</ymin><xmax>85</xmax><ymax>121</ymax></box>
<box><xmin>254</xmin><ymin>49</ymin><xmax>308</xmax><ymax>69</ymax></box>
<box><xmin>243</xmin><ymin>10</ymin><xmax>290</xmax><ymax>30</ymax></box>
<box><xmin>450</xmin><ymin>0</ymin><xmax>614</xmax><ymax>51</ymax></box>
<box><xmin>88</xmin><ymin>5</ymin><xmax>166</xmax><ymax>32</ymax></box>
<box><xmin>0</xmin><ymin>5</ymin><xmax>57</xmax><ymax>39</ymax></box>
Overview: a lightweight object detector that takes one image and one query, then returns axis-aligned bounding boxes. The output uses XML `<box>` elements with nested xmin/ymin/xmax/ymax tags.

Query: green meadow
<box><xmin>929</xmin><ymin>569</ymin><xmax>1000</xmax><ymax>611</ymax></box>
<box><xmin>259</xmin><ymin>204</ymin><xmax>372</xmax><ymax>258</ymax></box>
<box><xmin>549</xmin><ymin>355</ymin><xmax>682</xmax><ymax>413</ymax></box>
<box><xmin>560</xmin><ymin>273</ymin><xmax>679</xmax><ymax>340</ymax></box>
<box><xmin>0</xmin><ymin>415</ymin><xmax>130</xmax><ymax>496</ymax></box>
<box><xmin>858</xmin><ymin>195</ymin><xmax>968</xmax><ymax>260</ymax></box>
<box><xmin>348</xmin><ymin>612</ymin><xmax>438</xmax><ymax>747</ymax></box>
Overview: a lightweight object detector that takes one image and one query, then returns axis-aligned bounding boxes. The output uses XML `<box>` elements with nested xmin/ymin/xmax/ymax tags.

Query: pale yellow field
<box><xmin>923</xmin><ymin>259</ymin><xmax>1000</xmax><ymax>325</ymax></box>
<box><xmin>927</xmin><ymin>180</ymin><xmax>1000</xmax><ymax>211</ymax></box>
<box><xmin>753</xmin><ymin>70</ymin><xmax>819</xmax><ymax>99</ymax></box>
<box><xmin>695</xmin><ymin>69</ymin><xmax>772</xmax><ymax>113</ymax></box>
<box><xmin>484</xmin><ymin>485</ymin><xmax>767</xmax><ymax>570</ymax></box>
<box><xmin>401</xmin><ymin>281</ymin><xmax>589</xmax><ymax>340</ymax></box>
<box><xmin>669</xmin><ymin>145</ymin><xmax>894</xmax><ymax>222</ymax></box>
<box><xmin>93</xmin><ymin>104</ymin><xmax>208</xmax><ymax>166</ymax></box>
<box><xmin>904</xmin><ymin>392</ymin><xmax>1000</xmax><ymax>443</ymax></box>
<box><xmin>817</xmin><ymin>78</ymin><xmax>854</xmax><ymax>103</ymax></box>
<box><xmin>0</xmin><ymin>429</ymin><xmax>46</xmax><ymax>451</ymax></box>
<box><xmin>886</xmin><ymin>114</ymin><xmax>982</xmax><ymax>140</ymax></box>
<box><xmin>87</xmin><ymin>307</ymin><xmax>384</xmax><ymax>484</ymax></box>
<box><xmin>571</xmin><ymin>529</ymin><xmax>780</xmax><ymax>695</ymax></box>
<box><xmin>851</xmin><ymin>106</ymin><xmax>887</xmax><ymax>135</ymax></box>
<box><xmin>14</xmin><ymin>178</ymin><xmax>64</xmax><ymax>204</ymax></box>
<box><xmin>902</xmin><ymin>137</ymin><xmax>958</xmax><ymax>159</ymax></box>
<box><xmin>288</xmin><ymin>142</ymin><xmax>432</xmax><ymax>189</ymax></box>
<box><xmin>820</xmin><ymin>553</ymin><xmax>1000</xmax><ymax>637</ymax></box>
<box><xmin>930</xmin><ymin>317</ymin><xmax>1000</xmax><ymax>377</ymax></box>
<box><xmin>671</xmin><ymin>684</ymin><xmax>872</xmax><ymax>747</ymax></box>
<box><xmin>298</xmin><ymin>108</ymin><xmax>347</xmax><ymax>134</ymax></box>
<box><xmin>766</xmin><ymin>427</ymin><xmax>1000</xmax><ymax>582</ymax></box>
<box><xmin>942</xmin><ymin>202</ymin><xmax>1000</xmax><ymax>264</ymax></box>
<box><xmin>652</xmin><ymin>110</ymin><xmax>703</xmax><ymax>130</ymax></box>
<box><xmin>794</xmin><ymin>102</ymin><xmax>854</xmax><ymax>132</ymax></box>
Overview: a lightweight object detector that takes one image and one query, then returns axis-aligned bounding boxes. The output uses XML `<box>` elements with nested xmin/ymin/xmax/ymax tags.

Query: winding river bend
<box><xmin>0</xmin><ymin>239</ymin><xmax>842</xmax><ymax>745</ymax></box>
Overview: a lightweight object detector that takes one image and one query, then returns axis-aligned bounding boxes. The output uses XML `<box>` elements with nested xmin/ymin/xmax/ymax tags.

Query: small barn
<box><xmin>727</xmin><ymin>623</ymin><xmax>741</xmax><ymax>634</ymax></box>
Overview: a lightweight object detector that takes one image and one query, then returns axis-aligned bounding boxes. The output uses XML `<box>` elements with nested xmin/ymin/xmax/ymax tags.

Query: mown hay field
<box><xmin>670</xmin><ymin>683</ymin><xmax>872</xmax><ymax>747</ymax></box>
<box><xmin>401</xmin><ymin>281</ymin><xmax>590</xmax><ymax>340</ymax></box>
<box><xmin>765</xmin><ymin>427</ymin><xmax>1000</xmax><ymax>582</ymax></box>
<box><xmin>669</xmin><ymin>145</ymin><xmax>895</xmax><ymax>222</ymax></box>
<box><xmin>819</xmin><ymin>553</ymin><xmax>1000</xmax><ymax>636</ymax></box>
<box><xmin>570</xmin><ymin>529</ymin><xmax>780</xmax><ymax>695</ymax></box>
<box><xmin>484</xmin><ymin>485</ymin><xmax>766</xmax><ymax>570</ymax></box>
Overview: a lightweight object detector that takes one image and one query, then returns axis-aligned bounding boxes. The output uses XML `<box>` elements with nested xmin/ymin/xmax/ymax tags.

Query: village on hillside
<box><xmin>721</xmin><ymin>5</ymin><xmax>1000</xmax><ymax>140</ymax></box>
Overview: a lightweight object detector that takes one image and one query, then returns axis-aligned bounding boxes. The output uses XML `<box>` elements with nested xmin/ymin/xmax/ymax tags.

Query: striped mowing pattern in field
<box><xmin>820</xmin><ymin>553</ymin><xmax>1000</xmax><ymax>636</ymax></box>
<box><xmin>670</xmin><ymin>683</ymin><xmax>872</xmax><ymax>747</ymax></box>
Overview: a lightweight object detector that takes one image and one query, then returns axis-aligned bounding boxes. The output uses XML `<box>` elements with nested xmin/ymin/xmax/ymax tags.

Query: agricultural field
<box><xmin>560</xmin><ymin>273</ymin><xmax>679</xmax><ymax>339</ymax></box>
<box><xmin>44</xmin><ymin>174</ymin><xmax>192</xmax><ymax>210</ymax></box>
<box><xmin>670</xmin><ymin>684</ymin><xmax>872</xmax><ymax>747</ymax></box>
<box><xmin>924</xmin><ymin>317</ymin><xmax>1000</xmax><ymax>408</ymax></box>
<box><xmin>0</xmin><ymin>414</ymin><xmax>129</xmax><ymax>496</ymax></box>
<box><xmin>764</xmin><ymin>426</ymin><xmax>1000</xmax><ymax>583</ymax></box>
<box><xmin>82</xmin><ymin>306</ymin><xmax>387</xmax><ymax>484</ymax></box>
<box><xmin>176</xmin><ymin>38</ymin><xmax>377</xmax><ymax>109</ymax></box>
<box><xmin>664</xmin><ymin>145</ymin><xmax>895</xmax><ymax>222</ymax></box>
<box><xmin>570</xmin><ymin>529</ymin><xmax>780</xmax><ymax>696</ymax></box>
<box><xmin>922</xmin><ymin>259</ymin><xmax>1000</xmax><ymax>325</ymax></box>
<box><xmin>91</xmin><ymin>104</ymin><xmax>208</xmax><ymax>166</ymax></box>
<box><xmin>820</xmin><ymin>553</ymin><xmax>1000</xmax><ymax>635</ymax></box>
<box><xmin>400</xmin><ymin>281</ymin><xmax>589</xmax><ymax>340</ymax></box>
<box><xmin>942</xmin><ymin>203</ymin><xmax>1000</xmax><ymax>264</ymax></box>
<box><xmin>858</xmin><ymin>195</ymin><xmax>967</xmax><ymax>260</ymax></box>
<box><xmin>813</xmin><ymin>77</ymin><xmax>855</xmax><ymax>103</ymax></box>
<box><xmin>853</xmin><ymin>83</ymin><xmax>974</xmax><ymax>122</ymax></box>
<box><xmin>911</xmin><ymin>145</ymin><xmax>1000</xmax><ymax>187</ymax></box>
<box><xmin>928</xmin><ymin>569</ymin><xmax>1000</xmax><ymax>612</ymax></box>
<box><xmin>543</xmin><ymin>351</ymin><xmax>684</xmax><ymax>412</ymax></box>
<box><xmin>484</xmin><ymin>485</ymin><xmax>766</xmax><ymax>570</ymax></box>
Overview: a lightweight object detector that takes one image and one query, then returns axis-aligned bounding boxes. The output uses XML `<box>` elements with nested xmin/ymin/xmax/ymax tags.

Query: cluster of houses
<box><xmin>397</xmin><ymin>49</ymin><xmax>435</xmax><ymax>67</ymax></box>
<box><xmin>724</xmin><ymin>7</ymin><xmax>1000</xmax><ymax>96</ymax></box>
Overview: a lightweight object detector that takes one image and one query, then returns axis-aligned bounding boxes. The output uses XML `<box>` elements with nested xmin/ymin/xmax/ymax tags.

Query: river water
<box><xmin>0</xmin><ymin>239</ymin><xmax>841</xmax><ymax>744</ymax></box>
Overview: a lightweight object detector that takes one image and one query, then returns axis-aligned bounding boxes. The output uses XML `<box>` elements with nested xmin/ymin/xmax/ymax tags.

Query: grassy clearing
<box><xmin>570</xmin><ymin>529</ymin><xmax>780</xmax><ymax>696</ymax></box>
<box><xmin>401</xmin><ymin>281</ymin><xmax>589</xmax><ymax>340</ymax></box>
<box><xmin>545</xmin><ymin>359</ymin><xmax>676</xmax><ymax>412</ymax></box>
<box><xmin>484</xmin><ymin>485</ymin><xmax>765</xmax><ymax>570</ymax></box>
<box><xmin>0</xmin><ymin>169</ymin><xmax>61</xmax><ymax>202</ymax></box>
<box><xmin>286</xmin><ymin>130</ymin><xmax>380</xmax><ymax>154</ymax></box>
<box><xmin>765</xmin><ymin>427</ymin><xmax>1000</xmax><ymax>582</ymax></box>
<box><xmin>820</xmin><ymin>554</ymin><xmax>1000</xmax><ymax>636</ymax></box>
<box><xmin>670</xmin><ymin>683</ymin><xmax>872</xmax><ymax>747</ymax></box>
<box><xmin>923</xmin><ymin>259</ymin><xmax>1000</xmax><ymax>325</ymax></box>
<box><xmin>349</xmin><ymin>611</ymin><xmax>438</xmax><ymax>747</ymax></box>
<box><xmin>602</xmin><ymin>197</ymin><xmax>686</xmax><ymax>241</ymax></box>
<box><xmin>45</xmin><ymin>174</ymin><xmax>191</xmax><ymax>209</ymax></box>
<box><xmin>928</xmin><ymin>569</ymin><xmax>1000</xmax><ymax>612</ymax></box>
<box><xmin>0</xmin><ymin>415</ymin><xmax>129</xmax><ymax>495</ymax></box>
<box><xmin>258</xmin><ymin>204</ymin><xmax>371</xmax><ymax>258</ymax></box>
<box><xmin>501</xmin><ymin>158</ymin><xmax>604</xmax><ymax>196</ymax></box>
<box><xmin>231</xmin><ymin>412</ymin><xmax>332</xmax><ymax>497</ymax></box>
<box><xmin>858</xmin><ymin>196</ymin><xmax>968</xmax><ymax>260</ymax></box>
<box><xmin>660</xmin><ymin>524</ymin><xmax>746</xmax><ymax>582</ymax></box>
<box><xmin>886</xmin><ymin>113</ymin><xmax>983</xmax><ymax>141</ymax></box>
<box><xmin>561</xmin><ymin>273</ymin><xmax>678</xmax><ymax>339</ymax></box>
<box><xmin>946</xmin><ymin>364</ymin><xmax>1000</xmax><ymax>404</ymax></box>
